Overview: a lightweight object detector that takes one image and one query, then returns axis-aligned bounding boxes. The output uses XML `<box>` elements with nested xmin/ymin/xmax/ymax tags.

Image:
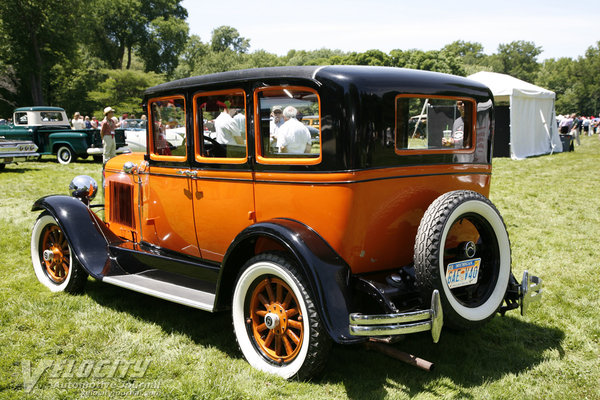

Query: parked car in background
<box><xmin>0</xmin><ymin>138</ymin><xmax>38</xmax><ymax>170</ymax></box>
<box><xmin>0</xmin><ymin>106</ymin><xmax>129</xmax><ymax>164</ymax></box>
<box><xmin>30</xmin><ymin>66</ymin><xmax>542</xmax><ymax>380</ymax></box>
<box><xmin>121</xmin><ymin>118</ymin><xmax>184</xmax><ymax>153</ymax></box>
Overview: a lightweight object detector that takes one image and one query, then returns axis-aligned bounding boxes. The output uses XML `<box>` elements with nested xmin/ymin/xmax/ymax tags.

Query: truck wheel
<box><xmin>57</xmin><ymin>146</ymin><xmax>75</xmax><ymax>165</ymax></box>
<box><xmin>414</xmin><ymin>190</ymin><xmax>511</xmax><ymax>329</ymax></box>
<box><xmin>232</xmin><ymin>252</ymin><xmax>331</xmax><ymax>379</ymax></box>
<box><xmin>31</xmin><ymin>212</ymin><xmax>87</xmax><ymax>293</ymax></box>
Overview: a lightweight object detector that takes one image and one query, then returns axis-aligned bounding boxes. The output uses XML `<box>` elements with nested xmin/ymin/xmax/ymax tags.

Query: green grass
<box><xmin>1</xmin><ymin>138</ymin><xmax>599</xmax><ymax>399</ymax></box>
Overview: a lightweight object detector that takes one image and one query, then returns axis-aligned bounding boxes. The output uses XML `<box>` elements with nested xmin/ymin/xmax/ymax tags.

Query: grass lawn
<box><xmin>1</xmin><ymin>136</ymin><xmax>599</xmax><ymax>399</ymax></box>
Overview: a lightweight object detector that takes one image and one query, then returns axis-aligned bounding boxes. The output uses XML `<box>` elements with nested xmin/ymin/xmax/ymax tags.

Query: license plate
<box><xmin>445</xmin><ymin>258</ymin><xmax>481</xmax><ymax>289</ymax></box>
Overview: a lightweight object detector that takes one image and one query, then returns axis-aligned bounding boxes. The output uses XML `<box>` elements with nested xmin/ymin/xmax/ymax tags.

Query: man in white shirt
<box><xmin>214</xmin><ymin>109</ymin><xmax>244</xmax><ymax>145</ymax></box>
<box><xmin>276</xmin><ymin>106</ymin><xmax>312</xmax><ymax>154</ymax></box>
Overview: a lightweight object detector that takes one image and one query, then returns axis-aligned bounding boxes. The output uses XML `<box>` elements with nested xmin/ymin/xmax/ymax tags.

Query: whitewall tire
<box><xmin>414</xmin><ymin>191</ymin><xmax>511</xmax><ymax>328</ymax></box>
<box><xmin>232</xmin><ymin>252</ymin><xmax>330</xmax><ymax>379</ymax></box>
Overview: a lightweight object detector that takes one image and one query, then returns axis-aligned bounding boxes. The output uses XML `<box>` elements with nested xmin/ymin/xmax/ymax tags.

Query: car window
<box><xmin>148</xmin><ymin>97</ymin><xmax>186</xmax><ymax>161</ymax></box>
<box><xmin>40</xmin><ymin>112</ymin><xmax>64</xmax><ymax>122</ymax></box>
<box><xmin>193</xmin><ymin>89</ymin><xmax>246</xmax><ymax>161</ymax></box>
<box><xmin>15</xmin><ymin>113</ymin><xmax>28</xmax><ymax>125</ymax></box>
<box><xmin>395</xmin><ymin>96</ymin><xmax>474</xmax><ymax>152</ymax></box>
<box><xmin>255</xmin><ymin>87</ymin><xmax>321</xmax><ymax>163</ymax></box>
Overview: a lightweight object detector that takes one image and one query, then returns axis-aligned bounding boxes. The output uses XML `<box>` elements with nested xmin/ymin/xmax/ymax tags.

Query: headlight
<box><xmin>69</xmin><ymin>175</ymin><xmax>98</xmax><ymax>205</ymax></box>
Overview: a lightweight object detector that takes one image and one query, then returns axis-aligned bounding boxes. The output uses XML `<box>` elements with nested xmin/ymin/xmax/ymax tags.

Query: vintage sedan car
<box><xmin>30</xmin><ymin>66</ymin><xmax>542</xmax><ymax>379</ymax></box>
<box><xmin>122</xmin><ymin>118</ymin><xmax>186</xmax><ymax>153</ymax></box>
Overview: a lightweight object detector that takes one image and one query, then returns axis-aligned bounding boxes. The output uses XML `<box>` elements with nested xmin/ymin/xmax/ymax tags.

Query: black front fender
<box><xmin>217</xmin><ymin>218</ymin><xmax>363</xmax><ymax>344</ymax></box>
<box><xmin>32</xmin><ymin>195</ymin><xmax>123</xmax><ymax>279</ymax></box>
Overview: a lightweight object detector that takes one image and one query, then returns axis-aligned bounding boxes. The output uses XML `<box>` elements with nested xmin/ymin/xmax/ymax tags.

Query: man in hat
<box><xmin>100</xmin><ymin>106</ymin><xmax>118</xmax><ymax>163</ymax></box>
<box><xmin>269</xmin><ymin>105</ymin><xmax>284</xmax><ymax>146</ymax></box>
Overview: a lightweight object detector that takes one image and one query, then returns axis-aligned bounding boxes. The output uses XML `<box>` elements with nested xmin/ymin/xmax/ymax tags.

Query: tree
<box><xmin>210</xmin><ymin>26</ymin><xmax>250</xmax><ymax>53</ymax></box>
<box><xmin>138</xmin><ymin>16</ymin><xmax>189</xmax><ymax>77</ymax></box>
<box><xmin>389</xmin><ymin>49</ymin><xmax>465</xmax><ymax>76</ymax></box>
<box><xmin>86</xmin><ymin>0</ymin><xmax>188</xmax><ymax>74</ymax></box>
<box><xmin>0</xmin><ymin>0</ymin><xmax>84</xmax><ymax>105</ymax></box>
<box><xmin>489</xmin><ymin>40</ymin><xmax>542</xmax><ymax>83</ymax></box>
<box><xmin>87</xmin><ymin>69</ymin><xmax>164</xmax><ymax>117</ymax></box>
<box><xmin>577</xmin><ymin>41</ymin><xmax>600</xmax><ymax>116</ymax></box>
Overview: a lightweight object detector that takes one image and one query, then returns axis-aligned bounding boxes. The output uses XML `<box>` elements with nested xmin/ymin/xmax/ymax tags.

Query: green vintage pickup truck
<box><xmin>0</xmin><ymin>106</ymin><xmax>130</xmax><ymax>164</ymax></box>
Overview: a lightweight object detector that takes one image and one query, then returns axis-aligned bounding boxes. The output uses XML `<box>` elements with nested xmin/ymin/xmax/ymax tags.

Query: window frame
<box><xmin>394</xmin><ymin>94</ymin><xmax>477</xmax><ymax>155</ymax></box>
<box><xmin>254</xmin><ymin>85</ymin><xmax>323</xmax><ymax>166</ymax></box>
<box><xmin>148</xmin><ymin>95</ymin><xmax>188</xmax><ymax>163</ymax></box>
<box><xmin>192</xmin><ymin>88</ymin><xmax>248</xmax><ymax>165</ymax></box>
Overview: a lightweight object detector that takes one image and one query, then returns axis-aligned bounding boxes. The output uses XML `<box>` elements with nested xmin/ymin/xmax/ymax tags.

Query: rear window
<box><xmin>396</xmin><ymin>96</ymin><xmax>474</xmax><ymax>152</ymax></box>
<box><xmin>40</xmin><ymin>112</ymin><xmax>64</xmax><ymax>122</ymax></box>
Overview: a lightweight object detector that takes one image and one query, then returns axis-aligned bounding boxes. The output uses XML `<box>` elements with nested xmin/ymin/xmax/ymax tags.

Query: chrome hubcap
<box><xmin>264</xmin><ymin>313</ymin><xmax>280</xmax><ymax>330</ymax></box>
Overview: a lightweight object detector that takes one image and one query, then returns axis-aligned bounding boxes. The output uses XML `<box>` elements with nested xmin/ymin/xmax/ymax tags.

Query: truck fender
<box><xmin>216</xmin><ymin>218</ymin><xmax>363</xmax><ymax>344</ymax></box>
<box><xmin>32</xmin><ymin>195</ymin><xmax>123</xmax><ymax>279</ymax></box>
<box><xmin>48</xmin><ymin>131</ymin><xmax>89</xmax><ymax>155</ymax></box>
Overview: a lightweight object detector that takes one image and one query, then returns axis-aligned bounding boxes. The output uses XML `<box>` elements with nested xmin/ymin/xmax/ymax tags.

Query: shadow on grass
<box><xmin>83</xmin><ymin>279</ymin><xmax>562</xmax><ymax>398</ymax></box>
<box><xmin>322</xmin><ymin>316</ymin><xmax>564</xmax><ymax>399</ymax></box>
<box><xmin>84</xmin><ymin>278</ymin><xmax>240</xmax><ymax>358</ymax></box>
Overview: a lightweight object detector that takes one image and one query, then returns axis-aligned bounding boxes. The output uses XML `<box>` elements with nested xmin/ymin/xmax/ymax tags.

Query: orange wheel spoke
<box><xmin>255</xmin><ymin>310</ymin><xmax>267</xmax><ymax>317</ymax></box>
<box><xmin>256</xmin><ymin>323</ymin><xmax>268</xmax><ymax>333</ymax></box>
<box><xmin>264</xmin><ymin>279</ymin><xmax>275</xmax><ymax>303</ymax></box>
<box><xmin>275</xmin><ymin>336</ymin><xmax>282</xmax><ymax>356</ymax></box>
<box><xmin>257</xmin><ymin>293</ymin><xmax>270</xmax><ymax>308</ymax></box>
<box><xmin>264</xmin><ymin>330</ymin><xmax>274</xmax><ymax>348</ymax></box>
<box><xmin>281</xmin><ymin>292</ymin><xmax>292</xmax><ymax>309</ymax></box>
<box><xmin>288</xmin><ymin>319</ymin><xmax>302</xmax><ymax>330</ymax></box>
<box><xmin>286</xmin><ymin>308</ymin><xmax>299</xmax><ymax>318</ymax></box>
<box><xmin>276</xmin><ymin>282</ymin><xmax>283</xmax><ymax>303</ymax></box>
<box><xmin>282</xmin><ymin>335</ymin><xmax>293</xmax><ymax>356</ymax></box>
<box><xmin>286</xmin><ymin>328</ymin><xmax>300</xmax><ymax>345</ymax></box>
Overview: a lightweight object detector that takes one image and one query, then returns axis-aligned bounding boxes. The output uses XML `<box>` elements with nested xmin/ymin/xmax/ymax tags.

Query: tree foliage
<box><xmin>87</xmin><ymin>69</ymin><xmax>164</xmax><ymax>117</ymax></box>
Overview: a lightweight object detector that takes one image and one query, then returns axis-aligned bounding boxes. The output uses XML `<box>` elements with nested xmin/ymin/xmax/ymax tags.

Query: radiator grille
<box><xmin>109</xmin><ymin>182</ymin><xmax>135</xmax><ymax>228</ymax></box>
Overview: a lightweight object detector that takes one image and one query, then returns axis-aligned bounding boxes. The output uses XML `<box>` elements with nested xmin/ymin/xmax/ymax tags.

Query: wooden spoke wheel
<box><xmin>249</xmin><ymin>277</ymin><xmax>304</xmax><ymax>364</ymax></box>
<box><xmin>232</xmin><ymin>252</ymin><xmax>330</xmax><ymax>379</ymax></box>
<box><xmin>40</xmin><ymin>224</ymin><xmax>70</xmax><ymax>283</ymax></box>
<box><xmin>31</xmin><ymin>212</ymin><xmax>87</xmax><ymax>293</ymax></box>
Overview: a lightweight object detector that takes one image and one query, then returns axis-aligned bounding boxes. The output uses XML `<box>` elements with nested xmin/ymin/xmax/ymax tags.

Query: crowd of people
<box><xmin>557</xmin><ymin>113</ymin><xmax>600</xmax><ymax>146</ymax></box>
<box><xmin>70</xmin><ymin>108</ymin><xmax>147</xmax><ymax>163</ymax></box>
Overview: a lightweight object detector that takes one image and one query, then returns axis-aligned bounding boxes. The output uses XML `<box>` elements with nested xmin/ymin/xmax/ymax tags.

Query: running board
<box><xmin>102</xmin><ymin>274</ymin><xmax>215</xmax><ymax>312</ymax></box>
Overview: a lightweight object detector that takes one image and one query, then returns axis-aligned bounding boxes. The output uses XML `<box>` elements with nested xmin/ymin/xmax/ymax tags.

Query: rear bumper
<box><xmin>87</xmin><ymin>146</ymin><xmax>131</xmax><ymax>155</ymax></box>
<box><xmin>349</xmin><ymin>290</ymin><xmax>444</xmax><ymax>343</ymax></box>
<box><xmin>348</xmin><ymin>270</ymin><xmax>542</xmax><ymax>342</ymax></box>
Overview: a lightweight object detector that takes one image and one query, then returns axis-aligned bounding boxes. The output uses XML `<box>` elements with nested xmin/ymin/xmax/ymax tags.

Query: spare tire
<box><xmin>414</xmin><ymin>190</ymin><xmax>511</xmax><ymax>329</ymax></box>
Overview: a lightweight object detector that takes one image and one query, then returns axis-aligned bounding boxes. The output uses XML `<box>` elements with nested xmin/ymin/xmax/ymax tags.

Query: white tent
<box><xmin>468</xmin><ymin>71</ymin><xmax>563</xmax><ymax>159</ymax></box>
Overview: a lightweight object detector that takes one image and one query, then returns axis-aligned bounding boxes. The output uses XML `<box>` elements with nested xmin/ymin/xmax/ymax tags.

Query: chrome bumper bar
<box><xmin>520</xmin><ymin>270</ymin><xmax>542</xmax><ymax>316</ymax></box>
<box><xmin>349</xmin><ymin>290</ymin><xmax>443</xmax><ymax>343</ymax></box>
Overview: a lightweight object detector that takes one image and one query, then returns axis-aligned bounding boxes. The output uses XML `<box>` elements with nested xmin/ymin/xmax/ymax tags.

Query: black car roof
<box><xmin>144</xmin><ymin>66</ymin><xmax>492</xmax><ymax>100</ymax></box>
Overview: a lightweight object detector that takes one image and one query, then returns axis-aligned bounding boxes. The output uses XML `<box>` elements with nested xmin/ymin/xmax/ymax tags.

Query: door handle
<box><xmin>177</xmin><ymin>169</ymin><xmax>198</xmax><ymax>177</ymax></box>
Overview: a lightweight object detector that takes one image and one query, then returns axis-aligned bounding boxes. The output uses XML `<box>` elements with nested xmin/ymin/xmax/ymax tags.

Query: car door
<box><xmin>142</xmin><ymin>96</ymin><xmax>201</xmax><ymax>258</ymax></box>
<box><xmin>190</xmin><ymin>89</ymin><xmax>255</xmax><ymax>263</ymax></box>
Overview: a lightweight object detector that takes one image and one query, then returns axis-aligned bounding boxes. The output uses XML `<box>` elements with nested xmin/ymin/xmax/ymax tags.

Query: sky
<box><xmin>181</xmin><ymin>0</ymin><xmax>599</xmax><ymax>61</ymax></box>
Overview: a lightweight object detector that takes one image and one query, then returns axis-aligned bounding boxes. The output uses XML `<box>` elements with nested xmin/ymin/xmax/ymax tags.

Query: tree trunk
<box><xmin>126</xmin><ymin>46</ymin><xmax>132</xmax><ymax>69</ymax></box>
<box><xmin>28</xmin><ymin>24</ymin><xmax>45</xmax><ymax>104</ymax></box>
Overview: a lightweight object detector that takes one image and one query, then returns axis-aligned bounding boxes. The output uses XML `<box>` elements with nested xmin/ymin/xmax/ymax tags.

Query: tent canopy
<box><xmin>468</xmin><ymin>71</ymin><xmax>562</xmax><ymax>159</ymax></box>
